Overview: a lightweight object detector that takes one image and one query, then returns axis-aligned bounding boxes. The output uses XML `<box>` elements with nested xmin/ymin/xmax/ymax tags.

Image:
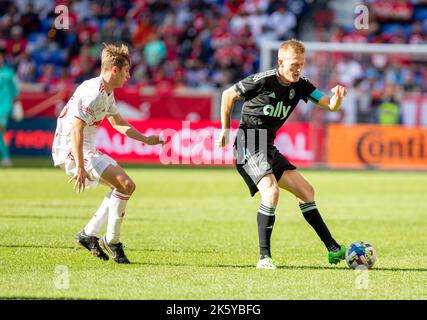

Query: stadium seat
<box><xmin>413</xmin><ymin>8</ymin><xmax>427</xmax><ymax>21</ymax></box>
<box><xmin>381</xmin><ymin>23</ymin><xmax>403</xmax><ymax>35</ymax></box>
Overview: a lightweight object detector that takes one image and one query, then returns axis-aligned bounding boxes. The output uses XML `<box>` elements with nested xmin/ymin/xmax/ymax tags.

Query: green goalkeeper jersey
<box><xmin>0</xmin><ymin>65</ymin><xmax>19</xmax><ymax>117</ymax></box>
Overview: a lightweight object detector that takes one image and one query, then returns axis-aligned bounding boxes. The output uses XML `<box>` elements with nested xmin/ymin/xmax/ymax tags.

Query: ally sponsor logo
<box><xmin>263</xmin><ymin>101</ymin><xmax>292</xmax><ymax>120</ymax></box>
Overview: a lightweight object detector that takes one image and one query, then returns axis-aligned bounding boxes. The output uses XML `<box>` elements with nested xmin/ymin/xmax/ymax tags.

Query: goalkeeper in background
<box><xmin>0</xmin><ymin>48</ymin><xmax>19</xmax><ymax>168</ymax></box>
<box><xmin>216</xmin><ymin>39</ymin><xmax>347</xmax><ymax>269</ymax></box>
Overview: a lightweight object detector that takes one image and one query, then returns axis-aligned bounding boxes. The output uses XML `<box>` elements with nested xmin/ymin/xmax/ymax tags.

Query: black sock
<box><xmin>257</xmin><ymin>204</ymin><xmax>276</xmax><ymax>259</ymax></box>
<box><xmin>299</xmin><ymin>202</ymin><xmax>340</xmax><ymax>252</ymax></box>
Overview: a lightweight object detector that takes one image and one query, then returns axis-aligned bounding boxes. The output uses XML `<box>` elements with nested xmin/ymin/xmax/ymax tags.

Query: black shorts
<box><xmin>233</xmin><ymin>128</ymin><xmax>296</xmax><ymax>197</ymax></box>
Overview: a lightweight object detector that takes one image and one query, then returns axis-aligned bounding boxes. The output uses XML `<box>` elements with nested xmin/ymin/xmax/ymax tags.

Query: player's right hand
<box><xmin>215</xmin><ymin>129</ymin><xmax>230</xmax><ymax>148</ymax></box>
<box><xmin>68</xmin><ymin>167</ymin><xmax>91</xmax><ymax>193</ymax></box>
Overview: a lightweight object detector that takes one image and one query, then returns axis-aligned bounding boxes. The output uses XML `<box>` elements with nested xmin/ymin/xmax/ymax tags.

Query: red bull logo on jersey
<box><xmin>263</xmin><ymin>101</ymin><xmax>292</xmax><ymax>120</ymax></box>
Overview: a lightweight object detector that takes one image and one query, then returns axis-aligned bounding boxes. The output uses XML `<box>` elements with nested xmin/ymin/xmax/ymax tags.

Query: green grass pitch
<box><xmin>0</xmin><ymin>165</ymin><xmax>426</xmax><ymax>299</ymax></box>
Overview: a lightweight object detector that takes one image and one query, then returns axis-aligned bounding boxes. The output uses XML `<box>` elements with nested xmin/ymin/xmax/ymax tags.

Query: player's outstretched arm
<box><xmin>215</xmin><ymin>86</ymin><xmax>241</xmax><ymax>148</ymax></box>
<box><xmin>317</xmin><ymin>85</ymin><xmax>347</xmax><ymax>112</ymax></box>
<box><xmin>107</xmin><ymin>113</ymin><xmax>164</xmax><ymax>146</ymax></box>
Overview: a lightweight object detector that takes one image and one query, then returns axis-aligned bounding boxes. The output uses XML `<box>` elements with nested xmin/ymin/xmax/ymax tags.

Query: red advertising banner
<box><xmin>7</xmin><ymin>118</ymin><xmax>321</xmax><ymax>167</ymax></box>
<box><xmin>20</xmin><ymin>91</ymin><xmax>68</xmax><ymax>118</ymax></box>
<box><xmin>113</xmin><ymin>88</ymin><xmax>212</xmax><ymax>120</ymax></box>
<box><xmin>95</xmin><ymin>120</ymin><xmax>320</xmax><ymax>166</ymax></box>
<box><xmin>274</xmin><ymin>122</ymin><xmax>323</xmax><ymax>166</ymax></box>
<box><xmin>19</xmin><ymin>88</ymin><xmax>213</xmax><ymax>120</ymax></box>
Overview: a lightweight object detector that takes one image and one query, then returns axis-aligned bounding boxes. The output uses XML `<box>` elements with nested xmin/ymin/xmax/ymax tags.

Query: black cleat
<box><xmin>99</xmin><ymin>236</ymin><xmax>131</xmax><ymax>264</ymax></box>
<box><xmin>75</xmin><ymin>230</ymin><xmax>109</xmax><ymax>261</ymax></box>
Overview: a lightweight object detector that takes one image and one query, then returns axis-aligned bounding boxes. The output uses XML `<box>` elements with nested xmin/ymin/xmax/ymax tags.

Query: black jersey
<box><xmin>233</xmin><ymin>69</ymin><xmax>322</xmax><ymax>145</ymax></box>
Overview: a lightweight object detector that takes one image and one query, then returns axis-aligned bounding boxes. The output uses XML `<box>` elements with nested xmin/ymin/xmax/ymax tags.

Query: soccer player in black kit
<box><xmin>216</xmin><ymin>39</ymin><xmax>348</xmax><ymax>269</ymax></box>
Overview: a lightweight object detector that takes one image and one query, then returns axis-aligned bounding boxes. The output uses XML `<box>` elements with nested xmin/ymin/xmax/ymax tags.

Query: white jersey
<box><xmin>52</xmin><ymin>76</ymin><xmax>118</xmax><ymax>166</ymax></box>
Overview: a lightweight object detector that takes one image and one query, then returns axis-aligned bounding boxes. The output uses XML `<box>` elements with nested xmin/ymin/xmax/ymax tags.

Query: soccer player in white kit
<box><xmin>52</xmin><ymin>44</ymin><xmax>164</xmax><ymax>263</ymax></box>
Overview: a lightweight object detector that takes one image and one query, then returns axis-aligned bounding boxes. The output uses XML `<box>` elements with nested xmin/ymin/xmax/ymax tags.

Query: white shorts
<box><xmin>60</xmin><ymin>150</ymin><xmax>117</xmax><ymax>189</ymax></box>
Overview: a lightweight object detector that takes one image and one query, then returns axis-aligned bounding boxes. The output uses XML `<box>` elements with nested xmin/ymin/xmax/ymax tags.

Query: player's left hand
<box><xmin>68</xmin><ymin>167</ymin><xmax>92</xmax><ymax>193</ymax></box>
<box><xmin>331</xmin><ymin>85</ymin><xmax>347</xmax><ymax>98</ymax></box>
<box><xmin>145</xmin><ymin>135</ymin><xmax>165</xmax><ymax>146</ymax></box>
<box><xmin>215</xmin><ymin>129</ymin><xmax>230</xmax><ymax>148</ymax></box>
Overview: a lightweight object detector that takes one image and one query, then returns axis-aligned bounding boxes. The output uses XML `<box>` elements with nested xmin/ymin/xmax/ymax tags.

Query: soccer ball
<box><xmin>345</xmin><ymin>241</ymin><xmax>377</xmax><ymax>269</ymax></box>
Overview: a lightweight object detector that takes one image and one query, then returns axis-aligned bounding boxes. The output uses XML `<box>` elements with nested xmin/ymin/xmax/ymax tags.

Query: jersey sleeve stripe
<box><xmin>234</xmin><ymin>82</ymin><xmax>245</xmax><ymax>95</ymax></box>
<box><xmin>253</xmin><ymin>69</ymin><xmax>276</xmax><ymax>82</ymax></box>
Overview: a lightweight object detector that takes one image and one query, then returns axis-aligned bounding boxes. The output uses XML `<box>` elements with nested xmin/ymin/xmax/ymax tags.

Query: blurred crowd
<box><xmin>305</xmin><ymin>0</ymin><xmax>427</xmax><ymax>126</ymax></box>
<box><xmin>0</xmin><ymin>0</ymin><xmax>304</xmax><ymax>91</ymax></box>
<box><xmin>0</xmin><ymin>0</ymin><xmax>426</xmax><ymax>125</ymax></box>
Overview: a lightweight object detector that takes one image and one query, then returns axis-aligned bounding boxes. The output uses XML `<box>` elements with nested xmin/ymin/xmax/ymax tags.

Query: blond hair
<box><xmin>101</xmin><ymin>43</ymin><xmax>130</xmax><ymax>71</ymax></box>
<box><xmin>278</xmin><ymin>39</ymin><xmax>305</xmax><ymax>57</ymax></box>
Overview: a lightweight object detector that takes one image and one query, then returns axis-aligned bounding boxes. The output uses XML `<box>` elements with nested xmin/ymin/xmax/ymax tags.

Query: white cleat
<box><xmin>256</xmin><ymin>257</ymin><xmax>278</xmax><ymax>270</ymax></box>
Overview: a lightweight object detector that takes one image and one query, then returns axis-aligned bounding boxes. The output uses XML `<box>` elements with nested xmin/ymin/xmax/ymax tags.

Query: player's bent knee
<box><xmin>300</xmin><ymin>184</ymin><xmax>315</xmax><ymax>202</ymax></box>
<box><xmin>121</xmin><ymin>179</ymin><xmax>136</xmax><ymax>195</ymax></box>
<box><xmin>261</xmin><ymin>185</ymin><xmax>279</xmax><ymax>204</ymax></box>
<box><xmin>271</xmin><ymin>186</ymin><xmax>280</xmax><ymax>201</ymax></box>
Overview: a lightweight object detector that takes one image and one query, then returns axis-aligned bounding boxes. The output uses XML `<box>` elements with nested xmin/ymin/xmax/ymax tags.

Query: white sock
<box><xmin>84</xmin><ymin>191</ymin><xmax>112</xmax><ymax>237</ymax></box>
<box><xmin>106</xmin><ymin>190</ymin><xmax>130</xmax><ymax>244</ymax></box>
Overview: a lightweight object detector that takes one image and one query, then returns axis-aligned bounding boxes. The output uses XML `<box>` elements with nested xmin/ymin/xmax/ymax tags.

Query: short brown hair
<box><xmin>101</xmin><ymin>43</ymin><xmax>130</xmax><ymax>71</ymax></box>
<box><xmin>278</xmin><ymin>39</ymin><xmax>305</xmax><ymax>56</ymax></box>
